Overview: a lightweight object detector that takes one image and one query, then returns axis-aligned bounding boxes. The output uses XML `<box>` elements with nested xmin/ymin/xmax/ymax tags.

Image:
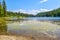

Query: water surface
<box><xmin>7</xmin><ymin>17</ymin><xmax>60</xmax><ymax>37</ymax></box>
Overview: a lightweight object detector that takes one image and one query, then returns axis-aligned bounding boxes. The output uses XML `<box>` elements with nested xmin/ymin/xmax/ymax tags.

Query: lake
<box><xmin>7</xmin><ymin>17</ymin><xmax>60</xmax><ymax>37</ymax></box>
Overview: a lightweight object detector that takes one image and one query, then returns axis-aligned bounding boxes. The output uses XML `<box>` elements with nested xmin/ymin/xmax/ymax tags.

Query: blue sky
<box><xmin>5</xmin><ymin>0</ymin><xmax>60</xmax><ymax>14</ymax></box>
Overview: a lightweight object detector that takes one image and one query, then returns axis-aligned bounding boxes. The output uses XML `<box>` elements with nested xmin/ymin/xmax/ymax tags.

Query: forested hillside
<box><xmin>36</xmin><ymin>8</ymin><xmax>60</xmax><ymax>17</ymax></box>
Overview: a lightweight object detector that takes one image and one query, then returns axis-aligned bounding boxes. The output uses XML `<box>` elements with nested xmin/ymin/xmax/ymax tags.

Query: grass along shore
<box><xmin>0</xmin><ymin>17</ymin><xmax>7</xmax><ymax>34</ymax></box>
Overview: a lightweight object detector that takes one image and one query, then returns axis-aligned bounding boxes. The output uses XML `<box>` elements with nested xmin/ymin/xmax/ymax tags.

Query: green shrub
<box><xmin>0</xmin><ymin>18</ymin><xmax>7</xmax><ymax>33</ymax></box>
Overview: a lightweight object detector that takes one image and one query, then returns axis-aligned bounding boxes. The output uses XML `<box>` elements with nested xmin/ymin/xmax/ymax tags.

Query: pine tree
<box><xmin>0</xmin><ymin>0</ymin><xmax>3</xmax><ymax>17</ymax></box>
<box><xmin>0</xmin><ymin>2</ymin><xmax>1</xmax><ymax>14</ymax></box>
<box><xmin>2</xmin><ymin>0</ymin><xmax>6</xmax><ymax>17</ymax></box>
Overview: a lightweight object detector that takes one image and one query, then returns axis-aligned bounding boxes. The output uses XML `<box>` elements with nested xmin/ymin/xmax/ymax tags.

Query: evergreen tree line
<box><xmin>7</xmin><ymin>11</ymin><xmax>35</xmax><ymax>17</ymax></box>
<box><xmin>36</xmin><ymin>8</ymin><xmax>60</xmax><ymax>17</ymax></box>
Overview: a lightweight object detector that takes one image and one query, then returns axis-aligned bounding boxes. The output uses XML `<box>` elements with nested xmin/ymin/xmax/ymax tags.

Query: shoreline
<box><xmin>0</xmin><ymin>34</ymin><xmax>59</xmax><ymax>40</ymax></box>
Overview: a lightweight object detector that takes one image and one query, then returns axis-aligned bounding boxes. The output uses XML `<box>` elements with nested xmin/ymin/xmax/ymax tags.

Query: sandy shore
<box><xmin>0</xmin><ymin>35</ymin><xmax>59</xmax><ymax>40</ymax></box>
<box><xmin>0</xmin><ymin>35</ymin><xmax>32</xmax><ymax>40</ymax></box>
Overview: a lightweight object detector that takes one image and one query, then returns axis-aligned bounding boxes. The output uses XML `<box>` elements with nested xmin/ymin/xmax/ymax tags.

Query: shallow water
<box><xmin>7</xmin><ymin>17</ymin><xmax>60</xmax><ymax>37</ymax></box>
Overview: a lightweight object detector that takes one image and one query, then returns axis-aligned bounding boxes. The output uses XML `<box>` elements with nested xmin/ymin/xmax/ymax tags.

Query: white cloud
<box><xmin>7</xmin><ymin>9</ymin><xmax>52</xmax><ymax>15</ymax></box>
<box><xmin>21</xmin><ymin>9</ymin><xmax>52</xmax><ymax>15</ymax></box>
<box><xmin>40</xmin><ymin>0</ymin><xmax>48</xmax><ymax>3</ymax></box>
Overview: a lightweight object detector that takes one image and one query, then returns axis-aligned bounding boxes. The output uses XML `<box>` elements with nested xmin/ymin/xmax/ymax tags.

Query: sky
<box><xmin>5</xmin><ymin>0</ymin><xmax>60</xmax><ymax>14</ymax></box>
